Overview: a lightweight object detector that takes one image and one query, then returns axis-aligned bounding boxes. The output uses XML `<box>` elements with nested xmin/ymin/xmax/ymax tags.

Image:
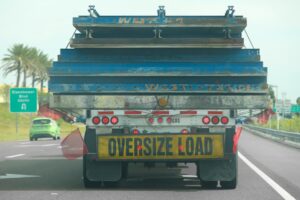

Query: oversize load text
<box><xmin>98</xmin><ymin>135</ymin><xmax>223</xmax><ymax>159</ymax></box>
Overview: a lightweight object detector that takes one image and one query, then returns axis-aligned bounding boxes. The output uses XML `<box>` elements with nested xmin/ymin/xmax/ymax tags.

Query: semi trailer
<box><xmin>49</xmin><ymin>5</ymin><xmax>268</xmax><ymax>189</ymax></box>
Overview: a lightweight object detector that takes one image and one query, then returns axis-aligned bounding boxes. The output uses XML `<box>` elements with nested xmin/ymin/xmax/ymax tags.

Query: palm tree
<box><xmin>26</xmin><ymin>48</ymin><xmax>39</xmax><ymax>88</ymax></box>
<box><xmin>2</xmin><ymin>44</ymin><xmax>52</xmax><ymax>89</ymax></box>
<box><xmin>23</xmin><ymin>47</ymin><xmax>39</xmax><ymax>88</ymax></box>
<box><xmin>1</xmin><ymin>44</ymin><xmax>29</xmax><ymax>87</ymax></box>
<box><xmin>35</xmin><ymin>52</ymin><xmax>52</xmax><ymax>92</ymax></box>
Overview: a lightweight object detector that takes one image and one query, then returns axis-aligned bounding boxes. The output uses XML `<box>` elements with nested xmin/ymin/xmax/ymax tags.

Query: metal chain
<box><xmin>244</xmin><ymin>29</ymin><xmax>255</xmax><ymax>49</ymax></box>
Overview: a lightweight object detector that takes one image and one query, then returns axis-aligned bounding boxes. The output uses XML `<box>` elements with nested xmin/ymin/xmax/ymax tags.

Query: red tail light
<box><xmin>148</xmin><ymin>118</ymin><xmax>154</xmax><ymax>124</ymax></box>
<box><xmin>92</xmin><ymin>116</ymin><xmax>100</xmax><ymax>125</ymax></box>
<box><xmin>111</xmin><ymin>116</ymin><xmax>119</xmax><ymax>125</ymax></box>
<box><xmin>202</xmin><ymin>116</ymin><xmax>210</xmax><ymax>124</ymax></box>
<box><xmin>181</xmin><ymin>129</ymin><xmax>189</xmax><ymax>134</ymax></box>
<box><xmin>102</xmin><ymin>116</ymin><xmax>110</xmax><ymax>125</ymax></box>
<box><xmin>221</xmin><ymin>116</ymin><xmax>229</xmax><ymax>124</ymax></box>
<box><xmin>212</xmin><ymin>116</ymin><xmax>220</xmax><ymax>124</ymax></box>
<box><xmin>157</xmin><ymin>117</ymin><xmax>163</xmax><ymax>124</ymax></box>
<box><xmin>166</xmin><ymin>117</ymin><xmax>172</xmax><ymax>124</ymax></box>
<box><xmin>132</xmin><ymin>129</ymin><xmax>139</xmax><ymax>135</ymax></box>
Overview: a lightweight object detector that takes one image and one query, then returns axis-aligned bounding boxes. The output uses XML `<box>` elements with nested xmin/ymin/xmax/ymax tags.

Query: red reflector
<box><xmin>180</xmin><ymin>110</ymin><xmax>197</xmax><ymax>115</ymax></box>
<box><xmin>125</xmin><ymin>110</ymin><xmax>142</xmax><ymax>115</ymax></box>
<box><xmin>132</xmin><ymin>129</ymin><xmax>139</xmax><ymax>135</ymax></box>
<box><xmin>202</xmin><ymin>116</ymin><xmax>210</xmax><ymax>124</ymax></box>
<box><xmin>148</xmin><ymin>118</ymin><xmax>154</xmax><ymax>124</ymax></box>
<box><xmin>157</xmin><ymin>117</ymin><xmax>163</xmax><ymax>123</ymax></box>
<box><xmin>92</xmin><ymin>116</ymin><xmax>100</xmax><ymax>125</ymax></box>
<box><xmin>137</xmin><ymin>145</ymin><xmax>143</xmax><ymax>151</ymax></box>
<box><xmin>208</xmin><ymin>111</ymin><xmax>223</xmax><ymax>115</ymax></box>
<box><xmin>221</xmin><ymin>116</ymin><xmax>229</xmax><ymax>124</ymax></box>
<box><xmin>166</xmin><ymin>117</ymin><xmax>172</xmax><ymax>123</ymax></box>
<box><xmin>152</xmin><ymin>111</ymin><xmax>169</xmax><ymax>115</ymax></box>
<box><xmin>178</xmin><ymin>145</ymin><xmax>184</xmax><ymax>152</ymax></box>
<box><xmin>98</xmin><ymin>111</ymin><xmax>114</xmax><ymax>115</ymax></box>
<box><xmin>212</xmin><ymin>116</ymin><xmax>220</xmax><ymax>124</ymax></box>
<box><xmin>181</xmin><ymin>129</ymin><xmax>188</xmax><ymax>134</ymax></box>
<box><xmin>102</xmin><ymin>116</ymin><xmax>110</xmax><ymax>124</ymax></box>
<box><xmin>111</xmin><ymin>116</ymin><xmax>119</xmax><ymax>125</ymax></box>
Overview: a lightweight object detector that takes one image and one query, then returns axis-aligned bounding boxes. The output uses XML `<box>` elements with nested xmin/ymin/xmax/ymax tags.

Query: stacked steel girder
<box><xmin>49</xmin><ymin>6</ymin><xmax>268</xmax><ymax>109</ymax></box>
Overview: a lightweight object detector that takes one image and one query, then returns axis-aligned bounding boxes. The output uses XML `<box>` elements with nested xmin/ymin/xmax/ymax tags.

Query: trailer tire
<box><xmin>103</xmin><ymin>181</ymin><xmax>119</xmax><ymax>188</ymax></box>
<box><xmin>83</xmin><ymin>176</ymin><xmax>101</xmax><ymax>188</ymax></box>
<box><xmin>122</xmin><ymin>162</ymin><xmax>128</xmax><ymax>179</ymax></box>
<box><xmin>221</xmin><ymin>177</ymin><xmax>237</xmax><ymax>189</ymax></box>
<box><xmin>200</xmin><ymin>180</ymin><xmax>218</xmax><ymax>189</ymax></box>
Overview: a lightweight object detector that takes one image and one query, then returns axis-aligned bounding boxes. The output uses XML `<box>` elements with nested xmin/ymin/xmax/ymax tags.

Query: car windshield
<box><xmin>32</xmin><ymin>119</ymin><xmax>51</xmax><ymax>125</ymax></box>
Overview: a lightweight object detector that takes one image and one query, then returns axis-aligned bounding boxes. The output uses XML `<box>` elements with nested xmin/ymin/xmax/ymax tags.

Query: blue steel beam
<box><xmin>49</xmin><ymin>76</ymin><xmax>266</xmax><ymax>84</ymax></box>
<box><xmin>49</xmin><ymin>62</ymin><xmax>266</xmax><ymax>76</ymax></box>
<box><xmin>58</xmin><ymin>48</ymin><xmax>260</xmax><ymax>63</ymax></box>
<box><xmin>73</xmin><ymin>16</ymin><xmax>246</xmax><ymax>27</ymax></box>
<box><xmin>48</xmin><ymin>83</ymin><xmax>267</xmax><ymax>94</ymax></box>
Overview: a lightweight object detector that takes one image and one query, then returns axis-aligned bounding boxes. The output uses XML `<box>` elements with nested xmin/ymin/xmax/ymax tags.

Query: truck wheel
<box><xmin>122</xmin><ymin>162</ymin><xmax>128</xmax><ymax>179</ymax></box>
<box><xmin>221</xmin><ymin>177</ymin><xmax>237</xmax><ymax>189</ymax></box>
<box><xmin>83</xmin><ymin>156</ymin><xmax>101</xmax><ymax>188</ymax></box>
<box><xmin>30</xmin><ymin>137</ymin><xmax>33</xmax><ymax>141</ymax></box>
<box><xmin>83</xmin><ymin>176</ymin><xmax>101</xmax><ymax>188</ymax></box>
<box><xmin>200</xmin><ymin>180</ymin><xmax>218</xmax><ymax>189</ymax></box>
<box><xmin>103</xmin><ymin>181</ymin><xmax>119</xmax><ymax>188</ymax></box>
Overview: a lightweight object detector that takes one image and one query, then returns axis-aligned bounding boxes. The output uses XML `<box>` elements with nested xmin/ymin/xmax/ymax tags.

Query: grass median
<box><xmin>255</xmin><ymin>116</ymin><xmax>300</xmax><ymax>133</ymax></box>
<box><xmin>0</xmin><ymin>103</ymin><xmax>85</xmax><ymax>141</ymax></box>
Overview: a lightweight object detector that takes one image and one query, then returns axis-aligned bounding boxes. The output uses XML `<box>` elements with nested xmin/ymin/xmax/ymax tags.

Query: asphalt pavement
<box><xmin>0</xmin><ymin>129</ymin><xmax>299</xmax><ymax>200</ymax></box>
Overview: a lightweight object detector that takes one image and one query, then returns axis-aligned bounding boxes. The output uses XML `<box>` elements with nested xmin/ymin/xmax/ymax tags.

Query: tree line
<box><xmin>1</xmin><ymin>44</ymin><xmax>52</xmax><ymax>91</ymax></box>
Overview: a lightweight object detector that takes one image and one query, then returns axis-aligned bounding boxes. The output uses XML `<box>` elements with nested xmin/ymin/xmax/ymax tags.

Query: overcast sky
<box><xmin>0</xmin><ymin>0</ymin><xmax>299</xmax><ymax>102</ymax></box>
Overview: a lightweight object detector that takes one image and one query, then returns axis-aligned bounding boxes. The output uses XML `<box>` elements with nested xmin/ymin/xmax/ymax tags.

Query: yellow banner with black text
<box><xmin>98</xmin><ymin>134</ymin><xmax>224</xmax><ymax>160</ymax></box>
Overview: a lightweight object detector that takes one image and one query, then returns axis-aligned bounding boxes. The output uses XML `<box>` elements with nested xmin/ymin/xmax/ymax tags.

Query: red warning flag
<box><xmin>61</xmin><ymin>129</ymin><xmax>88</xmax><ymax>160</ymax></box>
<box><xmin>233</xmin><ymin>126</ymin><xmax>243</xmax><ymax>154</ymax></box>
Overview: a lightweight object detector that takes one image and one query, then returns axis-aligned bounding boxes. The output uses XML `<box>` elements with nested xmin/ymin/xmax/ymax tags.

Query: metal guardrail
<box><xmin>244</xmin><ymin>124</ymin><xmax>300</xmax><ymax>145</ymax></box>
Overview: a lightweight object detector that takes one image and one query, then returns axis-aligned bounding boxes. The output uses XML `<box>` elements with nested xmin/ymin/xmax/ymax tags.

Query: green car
<box><xmin>30</xmin><ymin>117</ymin><xmax>61</xmax><ymax>141</ymax></box>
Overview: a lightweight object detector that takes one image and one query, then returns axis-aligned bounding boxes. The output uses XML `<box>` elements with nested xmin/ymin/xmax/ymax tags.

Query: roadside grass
<box><xmin>256</xmin><ymin>116</ymin><xmax>300</xmax><ymax>133</ymax></box>
<box><xmin>0</xmin><ymin>103</ymin><xmax>85</xmax><ymax>141</ymax></box>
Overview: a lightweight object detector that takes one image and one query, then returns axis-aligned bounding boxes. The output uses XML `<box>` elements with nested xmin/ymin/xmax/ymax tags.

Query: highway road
<box><xmin>0</xmin><ymin>129</ymin><xmax>299</xmax><ymax>200</ymax></box>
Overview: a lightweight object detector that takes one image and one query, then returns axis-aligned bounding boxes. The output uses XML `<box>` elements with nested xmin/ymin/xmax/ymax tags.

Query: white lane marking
<box><xmin>238</xmin><ymin>152</ymin><xmax>296</xmax><ymax>200</ymax></box>
<box><xmin>42</xmin><ymin>144</ymin><xmax>58</xmax><ymax>147</ymax></box>
<box><xmin>19</xmin><ymin>142</ymin><xmax>31</xmax><ymax>145</ymax></box>
<box><xmin>15</xmin><ymin>144</ymin><xmax>59</xmax><ymax>148</ymax></box>
<box><xmin>181</xmin><ymin>175</ymin><xmax>198</xmax><ymax>178</ymax></box>
<box><xmin>5</xmin><ymin>154</ymin><xmax>25</xmax><ymax>159</ymax></box>
<box><xmin>0</xmin><ymin>174</ymin><xmax>40</xmax><ymax>180</ymax></box>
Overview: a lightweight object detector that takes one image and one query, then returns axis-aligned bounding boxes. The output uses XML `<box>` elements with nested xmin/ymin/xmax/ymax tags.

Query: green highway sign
<box><xmin>291</xmin><ymin>105</ymin><xmax>300</xmax><ymax>113</ymax></box>
<box><xmin>10</xmin><ymin>88</ymin><xmax>38</xmax><ymax>113</ymax></box>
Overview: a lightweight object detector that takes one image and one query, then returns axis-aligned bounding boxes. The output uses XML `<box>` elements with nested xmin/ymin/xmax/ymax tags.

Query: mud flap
<box><xmin>83</xmin><ymin>127</ymin><xmax>122</xmax><ymax>182</ymax></box>
<box><xmin>197</xmin><ymin>154</ymin><xmax>237</xmax><ymax>182</ymax></box>
<box><xmin>84</xmin><ymin>159</ymin><xmax>122</xmax><ymax>182</ymax></box>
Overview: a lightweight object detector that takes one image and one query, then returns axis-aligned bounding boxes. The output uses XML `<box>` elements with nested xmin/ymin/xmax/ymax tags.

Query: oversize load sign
<box><xmin>98</xmin><ymin>134</ymin><xmax>224</xmax><ymax>160</ymax></box>
<box><xmin>10</xmin><ymin>88</ymin><xmax>38</xmax><ymax>113</ymax></box>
